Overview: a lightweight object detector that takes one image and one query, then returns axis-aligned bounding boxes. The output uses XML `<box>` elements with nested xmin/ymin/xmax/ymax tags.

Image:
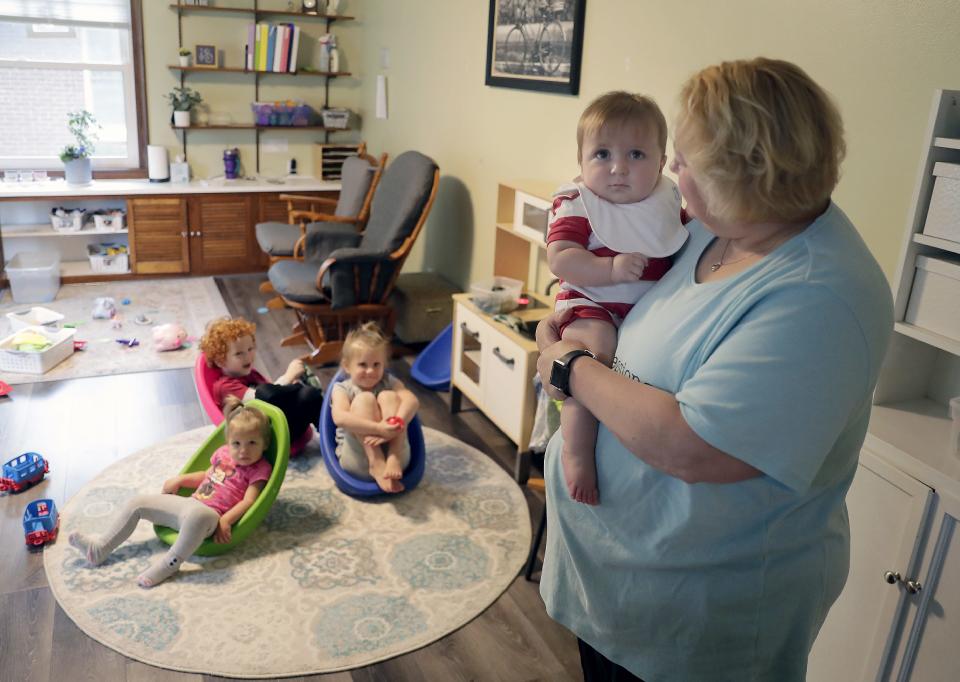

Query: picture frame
<box><xmin>485</xmin><ymin>0</ymin><xmax>586</xmax><ymax>95</ymax></box>
<box><xmin>195</xmin><ymin>44</ymin><xmax>218</xmax><ymax>68</ymax></box>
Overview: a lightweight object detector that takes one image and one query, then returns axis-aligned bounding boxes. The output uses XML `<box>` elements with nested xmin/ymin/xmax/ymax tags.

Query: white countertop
<box><xmin>0</xmin><ymin>176</ymin><xmax>340</xmax><ymax>199</ymax></box>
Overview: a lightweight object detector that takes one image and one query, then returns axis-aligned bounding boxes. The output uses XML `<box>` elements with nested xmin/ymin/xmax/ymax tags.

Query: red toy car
<box><xmin>23</xmin><ymin>498</ymin><xmax>60</xmax><ymax>546</ymax></box>
<box><xmin>0</xmin><ymin>452</ymin><xmax>49</xmax><ymax>493</ymax></box>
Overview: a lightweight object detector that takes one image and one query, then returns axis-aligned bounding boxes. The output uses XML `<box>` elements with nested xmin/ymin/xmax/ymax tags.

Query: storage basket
<box><xmin>905</xmin><ymin>254</ymin><xmax>960</xmax><ymax>341</ymax></box>
<box><xmin>87</xmin><ymin>243</ymin><xmax>129</xmax><ymax>274</ymax></box>
<box><xmin>922</xmin><ymin>162</ymin><xmax>960</xmax><ymax>244</ymax></box>
<box><xmin>470</xmin><ymin>276</ymin><xmax>523</xmax><ymax>314</ymax></box>
<box><xmin>93</xmin><ymin>210</ymin><xmax>126</xmax><ymax>231</ymax></box>
<box><xmin>49</xmin><ymin>208</ymin><xmax>86</xmax><ymax>232</ymax></box>
<box><xmin>6</xmin><ymin>306</ymin><xmax>64</xmax><ymax>332</ymax></box>
<box><xmin>321</xmin><ymin>108</ymin><xmax>350</xmax><ymax>129</ymax></box>
<box><xmin>251</xmin><ymin>101</ymin><xmax>315</xmax><ymax>126</ymax></box>
<box><xmin>0</xmin><ymin>325</ymin><xmax>75</xmax><ymax>375</ymax></box>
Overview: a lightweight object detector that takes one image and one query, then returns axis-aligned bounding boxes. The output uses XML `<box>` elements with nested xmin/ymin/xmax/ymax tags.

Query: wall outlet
<box><xmin>263</xmin><ymin>139</ymin><xmax>288</xmax><ymax>153</ymax></box>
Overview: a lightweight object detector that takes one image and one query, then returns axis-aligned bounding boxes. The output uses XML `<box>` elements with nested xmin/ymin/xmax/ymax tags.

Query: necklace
<box><xmin>709</xmin><ymin>239</ymin><xmax>751</xmax><ymax>272</ymax></box>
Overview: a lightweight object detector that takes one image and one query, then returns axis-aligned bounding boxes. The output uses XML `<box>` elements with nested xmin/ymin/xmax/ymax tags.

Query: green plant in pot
<box><xmin>166</xmin><ymin>86</ymin><xmax>203</xmax><ymax>128</ymax></box>
<box><xmin>178</xmin><ymin>47</ymin><xmax>192</xmax><ymax>67</ymax></box>
<box><xmin>59</xmin><ymin>110</ymin><xmax>99</xmax><ymax>185</ymax></box>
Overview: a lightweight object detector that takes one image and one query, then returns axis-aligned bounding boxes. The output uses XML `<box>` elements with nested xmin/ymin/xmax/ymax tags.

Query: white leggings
<box><xmin>98</xmin><ymin>493</ymin><xmax>221</xmax><ymax>560</ymax></box>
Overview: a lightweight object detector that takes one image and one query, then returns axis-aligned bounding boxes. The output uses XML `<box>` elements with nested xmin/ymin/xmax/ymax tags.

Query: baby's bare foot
<box><xmin>561</xmin><ymin>448</ymin><xmax>599</xmax><ymax>505</ymax></box>
<box><xmin>369</xmin><ymin>457</ymin><xmax>404</xmax><ymax>493</ymax></box>
<box><xmin>384</xmin><ymin>453</ymin><xmax>403</xmax><ymax>480</ymax></box>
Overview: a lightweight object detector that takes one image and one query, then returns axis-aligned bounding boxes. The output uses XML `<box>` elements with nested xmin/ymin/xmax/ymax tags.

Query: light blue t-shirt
<box><xmin>540</xmin><ymin>203</ymin><xmax>893</xmax><ymax>682</ymax></box>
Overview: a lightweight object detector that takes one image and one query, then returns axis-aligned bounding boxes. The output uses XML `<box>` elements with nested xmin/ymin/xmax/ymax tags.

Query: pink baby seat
<box><xmin>193</xmin><ymin>353</ymin><xmax>314</xmax><ymax>455</ymax></box>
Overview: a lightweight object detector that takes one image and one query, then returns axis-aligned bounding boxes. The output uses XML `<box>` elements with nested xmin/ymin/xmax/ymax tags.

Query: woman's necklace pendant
<box><xmin>710</xmin><ymin>262</ymin><xmax>721</xmax><ymax>272</ymax></box>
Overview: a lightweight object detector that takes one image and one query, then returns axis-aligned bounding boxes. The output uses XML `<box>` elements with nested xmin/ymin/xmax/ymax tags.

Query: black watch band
<box><xmin>549</xmin><ymin>348</ymin><xmax>597</xmax><ymax>397</ymax></box>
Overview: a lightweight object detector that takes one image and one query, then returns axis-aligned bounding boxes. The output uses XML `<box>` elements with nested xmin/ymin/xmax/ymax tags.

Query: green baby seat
<box><xmin>153</xmin><ymin>399</ymin><xmax>290</xmax><ymax>556</ymax></box>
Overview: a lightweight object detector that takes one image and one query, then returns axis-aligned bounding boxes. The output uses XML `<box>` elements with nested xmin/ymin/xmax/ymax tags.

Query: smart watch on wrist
<box><xmin>549</xmin><ymin>348</ymin><xmax>597</xmax><ymax>397</ymax></box>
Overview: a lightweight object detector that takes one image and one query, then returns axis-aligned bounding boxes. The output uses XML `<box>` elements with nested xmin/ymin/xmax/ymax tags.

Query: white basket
<box><xmin>94</xmin><ymin>211</ymin><xmax>126</xmax><ymax>231</ymax></box>
<box><xmin>5</xmin><ymin>306</ymin><xmax>64</xmax><ymax>332</ymax></box>
<box><xmin>321</xmin><ymin>108</ymin><xmax>351</xmax><ymax>129</ymax></box>
<box><xmin>470</xmin><ymin>276</ymin><xmax>524</xmax><ymax>314</ymax></box>
<box><xmin>50</xmin><ymin>209</ymin><xmax>86</xmax><ymax>232</ymax></box>
<box><xmin>0</xmin><ymin>325</ymin><xmax>75</xmax><ymax>374</ymax></box>
<box><xmin>87</xmin><ymin>245</ymin><xmax>129</xmax><ymax>274</ymax></box>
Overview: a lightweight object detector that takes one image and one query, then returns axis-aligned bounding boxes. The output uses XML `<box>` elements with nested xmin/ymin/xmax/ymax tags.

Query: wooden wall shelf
<box><xmin>168</xmin><ymin>4</ymin><xmax>353</xmax><ymax>21</ymax></box>
<box><xmin>167</xmin><ymin>65</ymin><xmax>350</xmax><ymax>77</ymax></box>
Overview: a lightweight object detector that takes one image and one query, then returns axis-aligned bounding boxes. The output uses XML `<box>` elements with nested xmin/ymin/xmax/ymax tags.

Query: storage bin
<box><xmin>87</xmin><ymin>243</ymin><xmax>129</xmax><ymax>274</ymax></box>
<box><xmin>470</xmin><ymin>275</ymin><xmax>523</xmax><ymax>314</ymax></box>
<box><xmin>387</xmin><ymin>272</ymin><xmax>461</xmax><ymax>343</ymax></box>
<box><xmin>49</xmin><ymin>208</ymin><xmax>85</xmax><ymax>232</ymax></box>
<box><xmin>0</xmin><ymin>325</ymin><xmax>75</xmax><ymax>374</ymax></box>
<box><xmin>251</xmin><ymin>101</ymin><xmax>315</xmax><ymax>126</ymax></box>
<box><xmin>905</xmin><ymin>254</ymin><xmax>960</xmax><ymax>340</ymax></box>
<box><xmin>6</xmin><ymin>306</ymin><xmax>63</xmax><ymax>332</ymax></box>
<box><xmin>922</xmin><ymin>162</ymin><xmax>960</xmax><ymax>243</ymax></box>
<box><xmin>321</xmin><ymin>108</ymin><xmax>350</xmax><ymax>129</ymax></box>
<box><xmin>93</xmin><ymin>210</ymin><xmax>126</xmax><ymax>231</ymax></box>
<box><xmin>5</xmin><ymin>252</ymin><xmax>60</xmax><ymax>303</ymax></box>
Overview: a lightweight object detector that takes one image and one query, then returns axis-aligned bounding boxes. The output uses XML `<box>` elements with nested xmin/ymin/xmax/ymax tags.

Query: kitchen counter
<box><xmin>0</xmin><ymin>176</ymin><xmax>340</xmax><ymax>200</ymax></box>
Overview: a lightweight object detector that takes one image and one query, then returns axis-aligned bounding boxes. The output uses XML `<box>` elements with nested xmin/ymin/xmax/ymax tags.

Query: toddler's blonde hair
<box><xmin>341</xmin><ymin>321</ymin><xmax>390</xmax><ymax>365</ymax></box>
<box><xmin>577</xmin><ymin>91</ymin><xmax>668</xmax><ymax>163</ymax></box>
<box><xmin>200</xmin><ymin>317</ymin><xmax>257</xmax><ymax>368</ymax></box>
<box><xmin>223</xmin><ymin>395</ymin><xmax>272</xmax><ymax>448</ymax></box>
<box><xmin>674</xmin><ymin>57</ymin><xmax>845</xmax><ymax>224</ymax></box>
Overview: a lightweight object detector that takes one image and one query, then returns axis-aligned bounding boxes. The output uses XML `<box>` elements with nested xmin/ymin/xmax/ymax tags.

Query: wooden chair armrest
<box><xmin>315</xmin><ymin>257</ymin><xmax>336</xmax><ymax>291</ymax></box>
<box><xmin>279</xmin><ymin>193</ymin><xmax>338</xmax><ymax>207</ymax></box>
<box><xmin>289</xmin><ymin>210</ymin><xmax>364</xmax><ymax>226</ymax></box>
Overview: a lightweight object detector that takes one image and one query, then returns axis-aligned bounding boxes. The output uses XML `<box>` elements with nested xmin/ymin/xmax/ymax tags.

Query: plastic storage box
<box><xmin>5</xmin><ymin>252</ymin><xmax>60</xmax><ymax>303</ymax></box>
<box><xmin>0</xmin><ymin>325</ymin><xmax>75</xmax><ymax>374</ymax></box>
<box><xmin>922</xmin><ymin>162</ymin><xmax>960</xmax><ymax>244</ymax></box>
<box><xmin>5</xmin><ymin>306</ymin><xmax>64</xmax><ymax>332</ymax></box>
<box><xmin>321</xmin><ymin>108</ymin><xmax>351</xmax><ymax>129</ymax></box>
<box><xmin>93</xmin><ymin>210</ymin><xmax>126</xmax><ymax>231</ymax></box>
<box><xmin>87</xmin><ymin>243</ymin><xmax>129</xmax><ymax>274</ymax></box>
<box><xmin>905</xmin><ymin>255</ymin><xmax>960</xmax><ymax>341</ymax></box>
<box><xmin>49</xmin><ymin>208</ymin><xmax>85</xmax><ymax>232</ymax></box>
<box><xmin>470</xmin><ymin>276</ymin><xmax>523</xmax><ymax>314</ymax></box>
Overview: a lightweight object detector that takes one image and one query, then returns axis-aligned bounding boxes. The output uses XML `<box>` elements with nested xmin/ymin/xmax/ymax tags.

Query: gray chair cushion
<box><xmin>267</xmin><ymin>259</ymin><xmax>327</xmax><ymax>304</ymax></box>
<box><xmin>359</xmin><ymin>151</ymin><xmax>438</xmax><ymax>254</ymax></box>
<box><xmin>254</xmin><ymin>221</ymin><xmax>300</xmax><ymax>256</ymax></box>
<box><xmin>303</xmin><ymin>224</ymin><xmax>363</xmax><ymax>262</ymax></box>
<box><xmin>334</xmin><ymin>155</ymin><xmax>376</xmax><ymax>217</ymax></box>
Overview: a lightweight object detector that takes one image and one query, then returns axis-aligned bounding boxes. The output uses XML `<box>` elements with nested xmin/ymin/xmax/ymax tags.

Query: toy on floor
<box><xmin>154</xmin><ymin>398</ymin><xmax>290</xmax><ymax>557</ymax></box>
<box><xmin>1</xmin><ymin>452</ymin><xmax>50</xmax><ymax>493</ymax></box>
<box><xmin>153</xmin><ymin>323</ymin><xmax>187</xmax><ymax>351</ymax></box>
<box><xmin>23</xmin><ymin>498</ymin><xmax>59</xmax><ymax>547</ymax></box>
<box><xmin>92</xmin><ymin>297</ymin><xmax>117</xmax><ymax>319</ymax></box>
<box><xmin>0</xmin><ymin>380</ymin><xmax>11</xmax><ymax>398</ymax></box>
<box><xmin>320</xmin><ymin>370</ymin><xmax>426</xmax><ymax>497</ymax></box>
<box><xmin>116</xmin><ymin>338</ymin><xmax>139</xmax><ymax>348</ymax></box>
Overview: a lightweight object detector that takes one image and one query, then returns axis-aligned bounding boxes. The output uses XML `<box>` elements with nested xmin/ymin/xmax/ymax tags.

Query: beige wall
<box><xmin>143</xmin><ymin>1</ymin><xmax>960</xmax><ymax>290</ymax></box>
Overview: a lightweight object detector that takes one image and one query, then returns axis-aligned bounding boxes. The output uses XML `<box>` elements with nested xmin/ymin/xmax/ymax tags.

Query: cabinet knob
<box><xmin>905</xmin><ymin>579</ymin><xmax>923</xmax><ymax>594</ymax></box>
<box><xmin>883</xmin><ymin>570</ymin><xmax>902</xmax><ymax>585</ymax></box>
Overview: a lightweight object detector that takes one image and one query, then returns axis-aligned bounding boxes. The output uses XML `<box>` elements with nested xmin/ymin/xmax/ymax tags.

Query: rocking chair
<box><xmin>266</xmin><ymin>151</ymin><xmax>440</xmax><ymax>365</ymax></box>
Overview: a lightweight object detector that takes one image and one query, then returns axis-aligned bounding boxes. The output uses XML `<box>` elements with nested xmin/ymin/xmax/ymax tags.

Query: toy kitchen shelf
<box><xmin>170</xmin><ymin>2</ymin><xmax>356</xmax><ymax>173</ymax></box>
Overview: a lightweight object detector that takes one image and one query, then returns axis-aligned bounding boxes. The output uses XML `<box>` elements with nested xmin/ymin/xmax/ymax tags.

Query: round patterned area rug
<box><xmin>44</xmin><ymin>426</ymin><xmax>531</xmax><ymax>678</ymax></box>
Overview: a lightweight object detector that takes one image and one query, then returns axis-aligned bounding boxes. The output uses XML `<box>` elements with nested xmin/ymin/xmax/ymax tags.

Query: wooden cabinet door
<box><xmin>188</xmin><ymin>194</ymin><xmax>255</xmax><ymax>274</ymax></box>
<box><xmin>891</xmin><ymin>488</ymin><xmax>960</xmax><ymax>681</ymax></box>
<box><xmin>807</xmin><ymin>449</ymin><xmax>933</xmax><ymax>682</ymax></box>
<box><xmin>128</xmin><ymin>198</ymin><xmax>189</xmax><ymax>274</ymax></box>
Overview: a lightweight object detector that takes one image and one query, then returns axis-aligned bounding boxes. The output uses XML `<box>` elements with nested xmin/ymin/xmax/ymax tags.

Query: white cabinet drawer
<box><xmin>481</xmin><ymin>324</ymin><xmax>530</xmax><ymax>441</ymax></box>
<box><xmin>452</xmin><ymin>302</ymin><xmax>485</xmax><ymax>403</ymax></box>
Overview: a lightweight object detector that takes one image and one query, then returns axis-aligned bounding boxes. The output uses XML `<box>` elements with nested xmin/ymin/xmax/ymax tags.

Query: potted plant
<box><xmin>165</xmin><ymin>86</ymin><xmax>203</xmax><ymax>127</ymax></box>
<box><xmin>178</xmin><ymin>48</ymin><xmax>192</xmax><ymax>67</ymax></box>
<box><xmin>59</xmin><ymin>110</ymin><xmax>99</xmax><ymax>185</ymax></box>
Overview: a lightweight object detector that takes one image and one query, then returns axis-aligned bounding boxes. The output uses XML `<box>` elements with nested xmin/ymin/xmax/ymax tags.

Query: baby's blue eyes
<box><xmin>592</xmin><ymin>149</ymin><xmax>646</xmax><ymax>161</ymax></box>
<box><xmin>594</xmin><ymin>149</ymin><xmax>610</xmax><ymax>160</ymax></box>
<box><xmin>630</xmin><ymin>150</ymin><xmax>645</xmax><ymax>160</ymax></box>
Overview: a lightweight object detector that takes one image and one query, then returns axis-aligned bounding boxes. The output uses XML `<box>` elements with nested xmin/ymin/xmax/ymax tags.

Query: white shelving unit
<box><xmin>808</xmin><ymin>90</ymin><xmax>960</xmax><ymax>682</ymax></box>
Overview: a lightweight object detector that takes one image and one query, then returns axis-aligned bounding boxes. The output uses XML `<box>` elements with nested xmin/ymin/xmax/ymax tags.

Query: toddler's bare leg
<box><xmin>351</xmin><ymin>391</ymin><xmax>402</xmax><ymax>493</ymax></box>
<box><xmin>376</xmin><ymin>390</ymin><xmax>404</xmax><ymax>480</ymax></box>
<box><xmin>558</xmin><ymin>316</ymin><xmax>617</xmax><ymax>505</ymax></box>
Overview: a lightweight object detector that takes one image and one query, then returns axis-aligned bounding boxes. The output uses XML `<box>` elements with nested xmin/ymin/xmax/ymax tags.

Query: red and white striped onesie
<box><xmin>547</xmin><ymin>177</ymin><xmax>687</xmax><ymax>328</ymax></box>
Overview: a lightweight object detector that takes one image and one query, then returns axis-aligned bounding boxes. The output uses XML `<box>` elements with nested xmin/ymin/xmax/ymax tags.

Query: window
<box><xmin>0</xmin><ymin>0</ymin><xmax>146</xmax><ymax>173</ymax></box>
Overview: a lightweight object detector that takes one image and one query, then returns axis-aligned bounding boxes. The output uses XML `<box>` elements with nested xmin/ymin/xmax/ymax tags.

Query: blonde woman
<box><xmin>535</xmin><ymin>58</ymin><xmax>894</xmax><ymax>681</ymax></box>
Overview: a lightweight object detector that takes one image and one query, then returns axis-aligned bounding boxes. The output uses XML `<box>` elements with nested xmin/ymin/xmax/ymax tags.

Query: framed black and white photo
<box><xmin>485</xmin><ymin>0</ymin><xmax>586</xmax><ymax>95</ymax></box>
<box><xmin>195</xmin><ymin>44</ymin><xmax>217</xmax><ymax>68</ymax></box>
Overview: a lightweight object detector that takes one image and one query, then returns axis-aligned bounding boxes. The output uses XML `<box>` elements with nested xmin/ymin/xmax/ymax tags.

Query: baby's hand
<box><xmin>213</xmin><ymin>517</ymin><xmax>232</xmax><ymax>543</ymax></box>
<box><xmin>284</xmin><ymin>358</ymin><xmax>305</xmax><ymax>381</ymax></box>
<box><xmin>610</xmin><ymin>252</ymin><xmax>648</xmax><ymax>283</ymax></box>
<box><xmin>161</xmin><ymin>477</ymin><xmax>181</xmax><ymax>494</ymax></box>
<box><xmin>379</xmin><ymin>419</ymin><xmax>402</xmax><ymax>439</ymax></box>
<box><xmin>364</xmin><ymin>435</ymin><xmax>387</xmax><ymax>447</ymax></box>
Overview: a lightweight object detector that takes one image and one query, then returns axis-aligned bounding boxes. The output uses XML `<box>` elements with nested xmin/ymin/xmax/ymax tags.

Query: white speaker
<box><xmin>147</xmin><ymin>145</ymin><xmax>170</xmax><ymax>182</ymax></box>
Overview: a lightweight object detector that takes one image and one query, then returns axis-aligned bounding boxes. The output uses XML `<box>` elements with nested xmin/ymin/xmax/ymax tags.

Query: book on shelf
<box><xmin>245</xmin><ymin>23</ymin><xmax>301</xmax><ymax>73</ymax></box>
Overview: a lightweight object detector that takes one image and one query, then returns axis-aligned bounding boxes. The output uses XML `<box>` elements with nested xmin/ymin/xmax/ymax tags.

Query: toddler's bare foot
<box><xmin>561</xmin><ymin>448</ymin><xmax>599</xmax><ymax>505</ymax></box>
<box><xmin>383</xmin><ymin>453</ymin><xmax>404</xmax><ymax>480</ymax></box>
<box><xmin>69</xmin><ymin>531</ymin><xmax>109</xmax><ymax>565</ymax></box>
<box><xmin>369</xmin><ymin>458</ymin><xmax>405</xmax><ymax>494</ymax></box>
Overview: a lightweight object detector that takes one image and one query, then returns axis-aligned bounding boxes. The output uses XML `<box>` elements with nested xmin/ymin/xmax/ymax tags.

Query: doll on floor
<box><xmin>69</xmin><ymin>397</ymin><xmax>272</xmax><ymax>587</ymax></box>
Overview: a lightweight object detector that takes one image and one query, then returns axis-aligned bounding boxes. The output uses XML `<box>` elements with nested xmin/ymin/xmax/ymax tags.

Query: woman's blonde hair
<box><xmin>199</xmin><ymin>317</ymin><xmax>256</xmax><ymax>368</ymax></box>
<box><xmin>674</xmin><ymin>57</ymin><xmax>845</xmax><ymax>224</ymax></box>
<box><xmin>577</xmin><ymin>91</ymin><xmax>668</xmax><ymax>163</ymax></box>
<box><xmin>341</xmin><ymin>321</ymin><xmax>390</xmax><ymax>364</ymax></box>
<box><xmin>222</xmin><ymin>395</ymin><xmax>271</xmax><ymax>448</ymax></box>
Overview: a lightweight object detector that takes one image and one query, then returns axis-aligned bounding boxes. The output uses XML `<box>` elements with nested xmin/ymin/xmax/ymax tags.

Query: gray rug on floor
<box><xmin>44</xmin><ymin>426</ymin><xmax>531</xmax><ymax>678</ymax></box>
<box><xmin>0</xmin><ymin>277</ymin><xmax>229</xmax><ymax>385</ymax></box>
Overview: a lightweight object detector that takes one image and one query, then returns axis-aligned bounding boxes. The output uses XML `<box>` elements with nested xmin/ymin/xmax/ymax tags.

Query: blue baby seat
<box><xmin>319</xmin><ymin>370</ymin><xmax>426</xmax><ymax>497</ymax></box>
<box><xmin>410</xmin><ymin>323</ymin><xmax>452</xmax><ymax>391</ymax></box>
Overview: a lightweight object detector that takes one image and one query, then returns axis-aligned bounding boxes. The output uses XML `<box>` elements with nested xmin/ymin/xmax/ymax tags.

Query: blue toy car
<box><xmin>23</xmin><ymin>498</ymin><xmax>59</xmax><ymax>547</ymax></box>
<box><xmin>0</xmin><ymin>452</ymin><xmax>49</xmax><ymax>493</ymax></box>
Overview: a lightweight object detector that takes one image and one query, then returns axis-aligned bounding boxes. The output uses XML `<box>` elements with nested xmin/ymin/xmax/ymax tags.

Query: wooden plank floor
<box><xmin>0</xmin><ymin>273</ymin><xmax>573</xmax><ymax>682</ymax></box>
